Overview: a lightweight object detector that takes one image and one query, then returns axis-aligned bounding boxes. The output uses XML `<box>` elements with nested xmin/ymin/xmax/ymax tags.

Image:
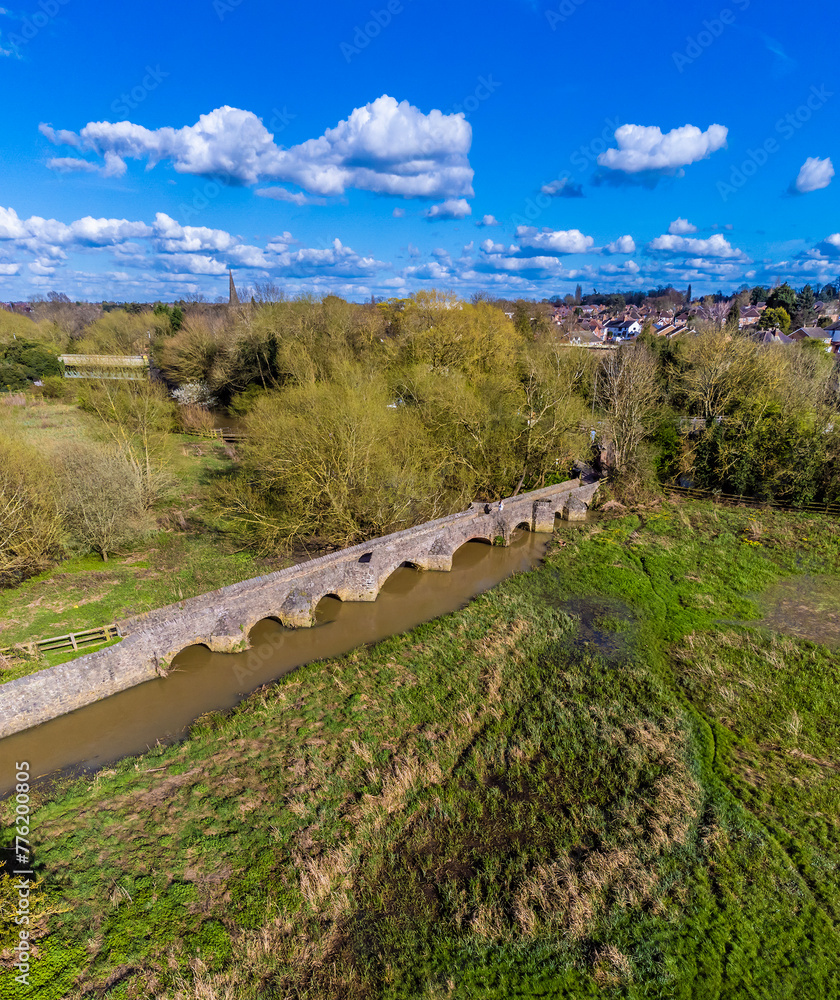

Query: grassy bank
<box><xmin>1</xmin><ymin>500</ymin><xmax>839</xmax><ymax>998</ymax></box>
<box><xmin>0</xmin><ymin>399</ymin><xmax>282</xmax><ymax>682</ymax></box>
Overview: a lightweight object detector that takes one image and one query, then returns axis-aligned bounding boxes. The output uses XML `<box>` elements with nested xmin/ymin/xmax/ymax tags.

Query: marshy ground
<box><xmin>2</xmin><ymin>499</ymin><xmax>840</xmax><ymax>999</ymax></box>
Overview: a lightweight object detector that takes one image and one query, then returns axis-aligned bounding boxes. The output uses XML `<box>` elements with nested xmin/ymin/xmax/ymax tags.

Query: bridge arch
<box><xmin>376</xmin><ymin>559</ymin><xmax>422</xmax><ymax>592</ymax></box>
<box><xmin>245</xmin><ymin>614</ymin><xmax>289</xmax><ymax>644</ymax></box>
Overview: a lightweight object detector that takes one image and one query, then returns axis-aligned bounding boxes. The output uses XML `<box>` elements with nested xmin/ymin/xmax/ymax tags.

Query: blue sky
<box><xmin>0</xmin><ymin>0</ymin><xmax>838</xmax><ymax>302</ymax></box>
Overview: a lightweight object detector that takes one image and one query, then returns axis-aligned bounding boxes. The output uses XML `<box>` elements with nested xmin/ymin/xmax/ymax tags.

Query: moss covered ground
<box><xmin>1</xmin><ymin>500</ymin><xmax>839</xmax><ymax>998</ymax></box>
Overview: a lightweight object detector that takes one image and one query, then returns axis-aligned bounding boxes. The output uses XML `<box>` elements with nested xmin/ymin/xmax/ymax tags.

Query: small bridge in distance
<box><xmin>59</xmin><ymin>355</ymin><xmax>149</xmax><ymax>381</ymax></box>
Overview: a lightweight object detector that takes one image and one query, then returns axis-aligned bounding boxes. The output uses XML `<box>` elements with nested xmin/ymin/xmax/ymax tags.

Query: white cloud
<box><xmin>0</xmin><ymin>206</ymin><xmax>153</xmax><ymax>257</ymax></box>
<box><xmin>475</xmin><ymin>214</ymin><xmax>499</xmax><ymax>227</ymax></box>
<box><xmin>270</xmin><ymin>238</ymin><xmax>384</xmax><ymax>278</ymax></box>
<box><xmin>159</xmin><ymin>254</ymin><xmax>227</xmax><ymax>276</ymax></box>
<box><xmin>41</xmin><ymin>96</ymin><xmax>474</xmax><ymax>202</ymax></box>
<box><xmin>668</xmin><ymin>217</ymin><xmax>698</xmax><ymax>235</ymax></box>
<box><xmin>794</xmin><ymin>156</ymin><xmax>834</xmax><ymax>193</ymax></box>
<box><xmin>539</xmin><ymin>177</ymin><xmax>583</xmax><ymax>198</ymax></box>
<box><xmin>648</xmin><ymin>233</ymin><xmax>747</xmax><ymax>259</ymax></box>
<box><xmin>424</xmin><ymin>198</ymin><xmax>472</xmax><ymax>220</ymax></box>
<box><xmin>514</xmin><ymin>226</ymin><xmax>595</xmax><ymax>255</ymax></box>
<box><xmin>598</xmin><ymin>123</ymin><xmax>728</xmax><ymax>174</ymax></box>
<box><xmin>0</xmin><ymin>263</ymin><xmax>20</xmax><ymax>275</ymax></box>
<box><xmin>46</xmin><ymin>157</ymin><xmax>100</xmax><ymax>174</ymax></box>
<box><xmin>813</xmin><ymin>233</ymin><xmax>840</xmax><ymax>256</ymax></box>
<box><xmin>392</xmin><ymin>207</ymin><xmax>405</xmax><ymax>218</ymax></box>
<box><xmin>254</xmin><ymin>187</ymin><xmax>322</xmax><ymax>206</ymax></box>
<box><xmin>28</xmin><ymin>260</ymin><xmax>56</xmax><ymax>276</ymax></box>
<box><xmin>152</xmin><ymin>213</ymin><xmax>235</xmax><ymax>253</ymax></box>
<box><xmin>604</xmin><ymin>235</ymin><xmax>636</xmax><ymax>254</ymax></box>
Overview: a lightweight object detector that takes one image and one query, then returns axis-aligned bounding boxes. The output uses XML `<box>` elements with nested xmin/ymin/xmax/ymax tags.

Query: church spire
<box><xmin>228</xmin><ymin>269</ymin><xmax>240</xmax><ymax>306</ymax></box>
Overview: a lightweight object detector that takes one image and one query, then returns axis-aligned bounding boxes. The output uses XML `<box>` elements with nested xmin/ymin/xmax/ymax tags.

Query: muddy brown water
<box><xmin>0</xmin><ymin>531</ymin><xmax>552</xmax><ymax>798</ymax></box>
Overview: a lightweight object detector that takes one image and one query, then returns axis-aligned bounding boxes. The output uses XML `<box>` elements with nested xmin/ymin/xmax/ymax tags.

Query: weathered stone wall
<box><xmin>0</xmin><ymin>480</ymin><xmax>598</xmax><ymax>739</ymax></box>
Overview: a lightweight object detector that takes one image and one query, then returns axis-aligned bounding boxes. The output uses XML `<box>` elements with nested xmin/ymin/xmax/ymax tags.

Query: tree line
<box><xmin>1</xmin><ymin>289</ymin><xmax>839</xmax><ymax>583</ymax></box>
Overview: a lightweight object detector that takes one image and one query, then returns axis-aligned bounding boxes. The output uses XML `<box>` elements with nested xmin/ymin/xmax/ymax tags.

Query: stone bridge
<box><xmin>0</xmin><ymin>479</ymin><xmax>597</xmax><ymax>739</ymax></box>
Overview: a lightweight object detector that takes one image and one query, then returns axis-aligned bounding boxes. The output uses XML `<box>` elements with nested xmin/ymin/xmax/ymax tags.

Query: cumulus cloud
<box><xmin>424</xmin><ymin>198</ymin><xmax>471</xmax><ymax>220</ymax></box>
<box><xmin>0</xmin><ymin>203</ymin><xmax>392</xmax><ymax>293</ymax></box>
<box><xmin>151</xmin><ymin>213</ymin><xmax>236</xmax><ymax>254</ymax></box>
<box><xmin>668</xmin><ymin>217</ymin><xmax>698</xmax><ymax>235</ymax></box>
<box><xmin>540</xmin><ymin>177</ymin><xmax>583</xmax><ymax>198</ymax></box>
<box><xmin>0</xmin><ymin>206</ymin><xmax>153</xmax><ymax>256</ymax></box>
<box><xmin>40</xmin><ymin>96</ymin><xmax>474</xmax><ymax>202</ymax></box>
<box><xmin>598</xmin><ymin>123</ymin><xmax>728</xmax><ymax>174</ymax></box>
<box><xmin>392</xmin><ymin>207</ymin><xmax>405</xmax><ymax>218</ymax></box>
<box><xmin>793</xmin><ymin>156</ymin><xmax>834</xmax><ymax>194</ymax></box>
<box><xmin>159</xmin><ymin>254</ymin><xmax>227</xmax><ymax>276</ymax></box>
<box><xmin>475</xmin><ymin>214</ymin><xmax>499</xmax><ymax>227</ymax></box>
<box><xmin>648</xmin><ymin>233</ymin><xmax>747</xmax><ymax>260</ymax></box>
<box><xmin>813</xmin><ymin>233</ymin><xmax>840</xmax><ymax>256</ymax></box>
<box><xmin>0</xmin><ymin>263</ymin><xmax>20</xmax><ymax>275</ymax></box>
<box><xmin>604</xmin><ymin>235</ymin><xmax>636</xmax><ymax>254</ymax></box>
<box><xmin>514</xmin><ymin>226</ymin><xmax>595</xmax><ymax>256</ymax></box>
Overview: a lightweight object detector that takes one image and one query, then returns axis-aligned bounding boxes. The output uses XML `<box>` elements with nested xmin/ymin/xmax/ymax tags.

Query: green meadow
<box><xmin>2</xmin><ymin>499</ymin><xmax>839</xmax><ymax>999</ymax></box>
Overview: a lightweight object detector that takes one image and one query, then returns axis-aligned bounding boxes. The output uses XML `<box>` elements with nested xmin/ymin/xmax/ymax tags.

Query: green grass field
<box><xmin>1</xmin><ymin>500</ymin><xmax>839</xmax><ymax>999</ymax></box>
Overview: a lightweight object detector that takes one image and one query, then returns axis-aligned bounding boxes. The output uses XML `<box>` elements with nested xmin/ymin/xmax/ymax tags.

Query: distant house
<box><xmin>568</xmin><ymin>329</ymin><xmax>601</xmax><ymax>346</ymax></box>
<box><xmin>815</xmin><ymin>301</ymin><xmax>840</xmax><ymax>322</ymax></box>
<box><xmin>790</xmin><ymin>327</ymin><xmax>833</xmax><ymax>348</ymax></box>
<box><xmin>604</xmin><ymin>319</ymin><xmax>641</xmax><ymax>341</ymax></box>
<box><xmin>739</xmin><ymin>305</ymin><xmax>762</xmax><ymax>327</ymax></box>
<box><xmin>830</xmin><ymin>330</ymin><xmax>840</xmax><ymax>354</ymax></box>
<box><xmin>752</xmin><ymin>328</ymin><xmax>793</xmax><ymax>344</ymax></box>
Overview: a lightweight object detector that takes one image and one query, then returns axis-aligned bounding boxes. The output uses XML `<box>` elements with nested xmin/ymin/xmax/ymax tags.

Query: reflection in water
<box><xmin>0</xmin><ymin>531</ymin><xmax>550</xmax><ymax>796</ymax></box>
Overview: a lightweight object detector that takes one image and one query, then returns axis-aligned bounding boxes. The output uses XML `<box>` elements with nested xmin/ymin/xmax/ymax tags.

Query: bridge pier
<box><xmin>532</xmin><ymin>498</ymin><xmax>557</xmax><ymax>532</ymax></box>
<box><xmin>281</xmin><ymin>589</ymin><xmax>316</xmax><ymax>628</ymax></box>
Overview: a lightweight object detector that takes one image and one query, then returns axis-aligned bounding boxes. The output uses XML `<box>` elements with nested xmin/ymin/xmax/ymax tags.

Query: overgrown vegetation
<box><xmin>2</xmin><ymin>502</ymin><xmax>839</xmax><ymax>998</ymax></box>
<box><xmin>1</xmin><ymin>289</ymin><xmax>838</xmax><ymax>665</ymax></box>
<box><xmin>0</xmin><ymin>399</ymin><xmax>281</xmax><ymax>676</ymax></box>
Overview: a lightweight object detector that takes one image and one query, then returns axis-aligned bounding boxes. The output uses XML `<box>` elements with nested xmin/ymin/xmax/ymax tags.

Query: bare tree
<box><xmin>597</xmin><ymin>343</ymin><xmax>660</xmax><ymax>474</ymax></box>
<box><xmin>56</xmin><ymin>443</ymin><xmax>148</xmax><ymax>561</ymax></box>
<box><xmin>0</xmin><ymin>434</ymin><xmax>63</xmax><ymax>583</ymax></box>
<box><xmin>679</xmin><ymin>331</ymin><xmax>774</xmax><ymax>420</ymax></box>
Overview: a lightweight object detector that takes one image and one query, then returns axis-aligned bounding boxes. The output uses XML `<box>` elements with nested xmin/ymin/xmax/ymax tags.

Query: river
<box><xmin>0</xmin><ymin>530</ymin><xmax>551</xmax><ymax>797</ymax></box>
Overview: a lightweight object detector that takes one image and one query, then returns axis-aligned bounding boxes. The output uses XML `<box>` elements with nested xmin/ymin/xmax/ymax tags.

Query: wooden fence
<box><xmin>206</xmin><ymin>427</ymin><xmax>247</xmax><ymax>443</ymax></box>
<box><xmin>664</xmin><ymin>483</ymin><xmax>840</xmax><ymax>516</ymax></box>
<box><xmin>1</xmin><ymin>624</ymin><xmax>121</xmax><ymax>658</ymax></box>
